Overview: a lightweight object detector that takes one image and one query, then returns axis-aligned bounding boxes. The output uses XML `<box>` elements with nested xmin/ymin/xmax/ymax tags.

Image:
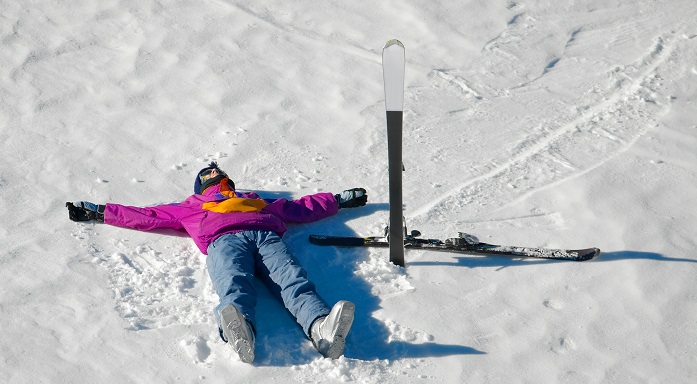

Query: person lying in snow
<box><xmin>66</xmin><ymin>161</ymin><xmax>367</xmax><ymax>363</ymax></box>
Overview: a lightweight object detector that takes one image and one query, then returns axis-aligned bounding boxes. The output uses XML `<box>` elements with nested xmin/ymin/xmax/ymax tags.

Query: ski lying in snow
<box><xmin>309</xmin><ymin>232</ymin><xmax>600</xmax><ymax>262</ymax></box>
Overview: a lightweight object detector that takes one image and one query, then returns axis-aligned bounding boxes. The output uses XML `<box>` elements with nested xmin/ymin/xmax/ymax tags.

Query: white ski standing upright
<box><xmin>382</xmin><ymin>39</ymin><xmax>406</xmax><ymax>267</ymax></box>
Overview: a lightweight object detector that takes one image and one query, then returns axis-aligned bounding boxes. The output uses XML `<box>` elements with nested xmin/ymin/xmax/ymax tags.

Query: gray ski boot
<box><xmin>310</xmin><ymin>300</ymin><xmax>355</xmax><ymax>359</ymax></box>
<box><xmin>219</xmin><ymin>305</ymin><xmax>255</xmax><ymax>363</ymax></box>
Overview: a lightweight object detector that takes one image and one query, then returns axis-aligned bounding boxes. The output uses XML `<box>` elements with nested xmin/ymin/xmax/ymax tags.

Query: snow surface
<box><xmin>2</xmin><ymin>0</ymin><xmax>697</xmax><ymax>382</ymax></box>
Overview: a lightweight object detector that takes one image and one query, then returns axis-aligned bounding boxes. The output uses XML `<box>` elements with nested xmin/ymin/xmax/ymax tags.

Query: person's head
<box><xmin>194</xmin><ymin>161</ymin><xmax>235</xmax><ymax>194</ymax></box>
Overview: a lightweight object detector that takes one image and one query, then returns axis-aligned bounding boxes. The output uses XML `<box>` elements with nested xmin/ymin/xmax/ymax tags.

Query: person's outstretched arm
<box><xmin>261</xmin><ymin>188</ymin><xmax>367</xmax><ymax>224</ymax></box>
<box><xmin>66</xmin><ymin>201</ymin><xmax>186</xmax><ymax>231</ymax></box>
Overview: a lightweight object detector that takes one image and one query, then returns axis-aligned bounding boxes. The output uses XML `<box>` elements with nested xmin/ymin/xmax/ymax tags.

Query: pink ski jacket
<box><xmin>104</xmin><ymin>184</ymin><xmax>339</xmax><ymax>254</ymax></box>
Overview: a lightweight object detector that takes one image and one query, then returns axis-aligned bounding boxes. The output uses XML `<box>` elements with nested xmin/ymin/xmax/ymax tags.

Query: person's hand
<box><xmin>66</xmin><ymin>201</ymin><xmax>106</xmax><ymax>222</ymax></box>
<box><xmin>335</xmin><ymin>188</ymin><xmax>367</xmax><ymax>209</ymax></box>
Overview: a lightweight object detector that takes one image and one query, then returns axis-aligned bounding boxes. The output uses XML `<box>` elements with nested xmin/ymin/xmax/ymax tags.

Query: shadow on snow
<box><xmin>408</xmin><ymin>250</ymin><xmax>696</xmax><ymax>269</ymax></box>
<box><xmin>252</xmin><ymin>201</ymin><xmax>485</xmax><ymax>366</ymax></box>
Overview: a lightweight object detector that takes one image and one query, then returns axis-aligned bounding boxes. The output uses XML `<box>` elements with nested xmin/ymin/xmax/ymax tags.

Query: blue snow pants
<box><xmin>206</xmin><ymin>230</ymin><xmax>331</xmax><ymax>337</ymax></box>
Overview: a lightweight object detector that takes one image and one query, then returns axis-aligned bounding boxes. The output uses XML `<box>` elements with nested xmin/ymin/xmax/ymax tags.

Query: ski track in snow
<box><xmin>409</xmin><ymin>31</ymin><xmax>677</xmax><ymax>228</ymax></box>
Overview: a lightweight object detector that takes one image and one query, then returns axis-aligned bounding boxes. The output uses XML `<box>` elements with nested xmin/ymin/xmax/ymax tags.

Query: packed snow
<box><xmin>2</xmin><ymin>0</ymin><xmax>697</xmax><ymax>382</ymax></box>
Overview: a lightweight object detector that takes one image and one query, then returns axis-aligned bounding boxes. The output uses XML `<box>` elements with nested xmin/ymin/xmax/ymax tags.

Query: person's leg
<box><xmin>206</xmin><ymin>232</ymin><xmax>258</xmax><ymax>332</ymax></box>
<box><xmin>251</xmin><ymin>230</ymin><xmax>332</xmax><ymax>337</ymax></box>
<box><xmin>207</xmin><ymin>232</ymin><xmax>258</xmax><ymax>362</ymax></box>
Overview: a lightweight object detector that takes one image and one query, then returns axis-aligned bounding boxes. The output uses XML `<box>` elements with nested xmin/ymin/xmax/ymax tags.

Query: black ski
<box><xmin>309</xmin><ymin>232</ymin><xmax>600</xmax><ymax>262</ymax></box>
<box><xmin>383</xmin><ymin>39</ymin><xmax>406</xmax><ymax>267</ymax></box>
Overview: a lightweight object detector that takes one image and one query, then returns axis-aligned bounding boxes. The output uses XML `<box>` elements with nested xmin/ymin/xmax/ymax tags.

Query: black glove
<box><xmin>335</xmin><ymin>188</ymin><xmax>367</xmax><ymax>209</ymax></box>
<box><xmin>66</xmin><ymin>201</ymin><xmax>106</xmax><ymax>222</ymax></box>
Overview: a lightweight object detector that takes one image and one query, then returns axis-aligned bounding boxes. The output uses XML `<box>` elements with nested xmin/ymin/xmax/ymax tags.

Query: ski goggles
<box><xmin>198</xmin><ymin>168</ymin><xmax>216</xmax><ymax>183</ymax></box>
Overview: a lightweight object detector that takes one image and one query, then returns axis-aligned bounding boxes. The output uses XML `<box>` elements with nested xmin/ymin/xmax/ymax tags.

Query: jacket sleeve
<box><xmin>261</xmin><ymin>192</ymin><xmax>339</xmax><ymax>224</ymax></box>
<box><xmin>103</xmin><ymin>203</ymin><xmax>186</xmax><ymax>231</ymax></box>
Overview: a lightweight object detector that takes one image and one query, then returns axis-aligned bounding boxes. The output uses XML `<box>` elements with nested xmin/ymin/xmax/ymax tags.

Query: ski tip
<box><xmin>576</xmin><ymin>248</ymin><xmax>601</xmax><ymax>261</ymax></box>
<box><xmin>384</xmin><ymin>39</ymin><xmax>404</xmax><ymax>49</ymax></box>
<box><xmin>592</xmin><ymin>248</ymin><xmax>602</xmax><ymax>259</ymax></box>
